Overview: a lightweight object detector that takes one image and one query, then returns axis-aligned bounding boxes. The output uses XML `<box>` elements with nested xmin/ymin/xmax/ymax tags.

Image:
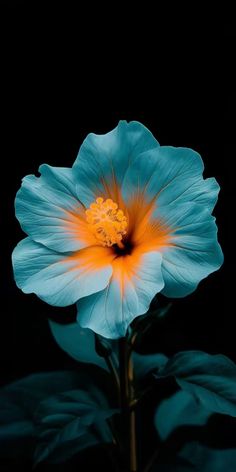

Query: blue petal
<box><xmin>154</xmin><ymin>202</ymin><xmax>223</xmax><ymax>297</ymax></box>
<box><xmin>73</xmin><ymin>121</ymin><xmax>159</xmax><ymax>207</ymax></box>
<box><xmin>15</xmin><ymin>165</ymin><xmax>89</xmax><ymax>252</ymax></box>
<box><xmin>76</xmin><ymin>251</ymin><xmax>164</xmax><ymax>339</ymax></box>
<box><xmin>122</xmin><ymin>146</ymin><xmax>219</xmax><ymax>212</ymax></box>
<box><xmin>12</xmin><ymin>238</ymin><xmax>112</xmax><ymax>306</ymax></box>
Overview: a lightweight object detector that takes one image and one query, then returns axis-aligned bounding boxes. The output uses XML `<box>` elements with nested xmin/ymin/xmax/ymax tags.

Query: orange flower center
<box><xmin>85</xmin><ymin>197</ymin><xmax>128</xmax><ymax>248</ymax></box>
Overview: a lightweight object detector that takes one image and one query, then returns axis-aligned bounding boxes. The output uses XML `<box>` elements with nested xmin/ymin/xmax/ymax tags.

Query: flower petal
<box><xmin>73</xmin><ymin>121</ymin><xmax>159</xmax><ymax>207</ymax></box>
<box><xmin>76</xmin><ymin>250</ymin><xmax>164</xmax><ymax>339</ymax></box>
<box><xmin>12</xmin><ymin>238</ymin><xmax>113</xmax><ymax>306</ymax></box>
<box><xmin>122</xmin><ymin>146</ymin><xmax>219</xmax><ymax>212</ymax></box>
<box><xmin>154</xmin><ymin>202</ymin><xmax>224</xmax><ymax>297</ymax></box>
<box><xmin>15</xmin><ymin>165</ymin><xmax>96</xmax><ymax>252</ymax></box>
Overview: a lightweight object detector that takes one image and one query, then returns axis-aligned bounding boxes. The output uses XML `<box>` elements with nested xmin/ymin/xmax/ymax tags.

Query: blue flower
<box><xmin>12</xmin><ymin>121</ymin><xmax>223</xmax><ymax>338</ymax></box>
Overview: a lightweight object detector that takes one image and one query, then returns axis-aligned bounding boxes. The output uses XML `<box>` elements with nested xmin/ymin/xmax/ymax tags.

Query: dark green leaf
<box><xmin>33</xmin><ymin>388</ymin><xmax>117</xmax><ymax>465</ymax></box>
<box><xmin>178</xmin><ymin>442</ymin><xmax>236</xmax><ymax>472</ymax></box>
<box><xmin>156</xmin><ymin>351</ymin><xmax>236</xmax><ymax>417</ymax></box>
<box><xmin>95</xmin><ymin>333</ymin><xmax>113</xmax><ymax>357</ymax></box>
<box><xmin>133</xmin><ymin>352</ymin><xmax>168</xmax><ymax>380</ymax></box>
<box><xmin>49</xmin><ymin>320</ymin><xmax>108</xmax><ymax>370</ymax></box>
<box><xmin>150</xmin><ymin>442</ymin><xmax>236</xmax><ymax>471</ymax></box>
<box><xmin>155</xmin><ymin>390</ymin><xmax>211</xmax><ymax>441</ymax></box>
<box><xmin>0</xmin><ymin>371</ymin><xmax>117</xmax><ymax>464</ymax></box>
<box><xmin>49</xmin><ymin>320</ymin><xmax>167</xmax><ymax>384</ymax></box>
<box><xmin>0</xmin><ymin>371</ymin><xmax>81</xmax><ymax>459</ymax></box>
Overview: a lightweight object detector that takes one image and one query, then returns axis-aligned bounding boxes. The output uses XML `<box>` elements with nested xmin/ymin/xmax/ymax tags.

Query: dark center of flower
<box><xmin>113</xmin><ymin>238</ymin><xmax>134</xmax><ymax>256</ymax></box>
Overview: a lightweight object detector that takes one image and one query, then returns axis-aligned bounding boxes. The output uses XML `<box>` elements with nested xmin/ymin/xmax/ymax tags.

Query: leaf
<box><xmin>155</xmin><ymin>390</ymin><xmax>211</xmax><ymax>441</ymax></box>
<box><xmin>0</xmin><ymin>417</ymin><xmax>34</xmax><ymax>458</ymax></box>
<box><xmin>95</xmin><ymin>333</ymin><xmax>113</xmax><ymax>357</ymax></box>
<box><xmin>0</xmin><ymin>371</ymin><xmax>116</xmax><ymax>464</ymax></box>
<box><xmin>0</xmin><ymin>371</ymin><xmax>88</xmax><ymax>421</ymax></box>
<box><xmin>49</xmin><ymin>320</ymin><xmax>108</xmax><ymax>371</ymax></box>
<box><xmin>33</xmin><ymin>388</ymin><xmax>117</xmax><ymax>465</ymax></box>
<box><xmin>49</xmin><ymin>320</ymin><xmax>168</xmax><ymax>383</ymax></box>
<box><xmin>177</xmin><ymin>442</ymin><xmax>236</xmax><ymax>472</ymax></box>
<box><xmin>155</xmin><ymin>351</ymin><xmax>236</xmax><ymax>417</ymax></box>
<box><xmin>0</xmin><ymin>371</ymin><xmax>80</xmax><ymax>459</ymax></box>
<box><xmin>133</xmin><ymin>352</ymin><xmax>168</xmax><ymax>380</ymax></box>
<box><xmin>150</xmin><ymin>441</ymin><xmax>236</xmax><ymax>471</ymax></box>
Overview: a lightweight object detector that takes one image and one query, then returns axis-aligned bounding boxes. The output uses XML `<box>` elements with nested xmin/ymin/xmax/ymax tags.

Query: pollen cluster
<box><xmin>86</xmin><ymin>197</ymin><xmax>128</xmax><ymax>247</ymax></box>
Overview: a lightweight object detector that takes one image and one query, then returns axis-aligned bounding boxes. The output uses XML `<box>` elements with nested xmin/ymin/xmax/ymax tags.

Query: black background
<box><xmin>0</xmin><ymin>2</ymin><xmax>235</xmax><ymax>470</ymax></box>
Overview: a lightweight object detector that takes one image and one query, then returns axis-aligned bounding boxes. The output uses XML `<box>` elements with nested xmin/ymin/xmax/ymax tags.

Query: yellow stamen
<box><xmin>86</xmin><ymin>197</ymin><xmax>128</xmax><ymax>247</ymax></box>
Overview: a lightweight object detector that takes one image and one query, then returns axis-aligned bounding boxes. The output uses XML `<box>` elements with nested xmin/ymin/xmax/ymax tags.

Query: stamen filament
<box><xmin>117</xmin><ymin>240</ymin><xmax>125</xmax><ymax>250</ymax></box>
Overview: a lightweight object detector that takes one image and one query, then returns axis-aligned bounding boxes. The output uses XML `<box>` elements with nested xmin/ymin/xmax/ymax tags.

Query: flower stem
<box><xmin>119</xmin><ymin>337</ymin><xmax>137</xmax><ymax>472</ymax></box>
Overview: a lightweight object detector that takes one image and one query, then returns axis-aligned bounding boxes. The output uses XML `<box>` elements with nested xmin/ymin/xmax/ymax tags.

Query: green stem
<box><xmin>119</xmin><ymin>337</ymin><xmax>137</xmax><ymax>472</ymax></box>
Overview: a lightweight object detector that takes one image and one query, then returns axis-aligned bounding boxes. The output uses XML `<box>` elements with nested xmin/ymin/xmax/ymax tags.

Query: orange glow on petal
<box><xmin>62</xmin><ymin>209</ymin><xmax>99</xmax><ymax>247</ymax></box>
<box><xmin>64</xmin><ymin>174</ymin><xmax>128</xmax><ymax>249</ymax></box>
<box><xmin>64</xmin><ymin>245</ymin><xmax>115</xmax><ymax>271</ymax></box>
<box><xmin>126</xmin><ymin>193</ymin><xmax>171</xmax><ymax>252</ymax></box>
<box><xmin>111</xmin><ymin>245</ymin><xmax>148</xmax><ymax>298</ymax></box>
<box><xmin>98</xmin><ymin>174</ymin><xmax>127</xmax><ymax>214</ymax></box>
<box><xmin>62</xmin><ymin>176</ymin><xmax>172</xmax><ymax>256</ymax></box>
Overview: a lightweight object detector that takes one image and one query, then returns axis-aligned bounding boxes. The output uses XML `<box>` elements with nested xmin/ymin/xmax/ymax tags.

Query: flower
<box><xmin>12</xmin><ymin>121</ymin><xmax>223</xmax><ymax>339</ymax></box>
